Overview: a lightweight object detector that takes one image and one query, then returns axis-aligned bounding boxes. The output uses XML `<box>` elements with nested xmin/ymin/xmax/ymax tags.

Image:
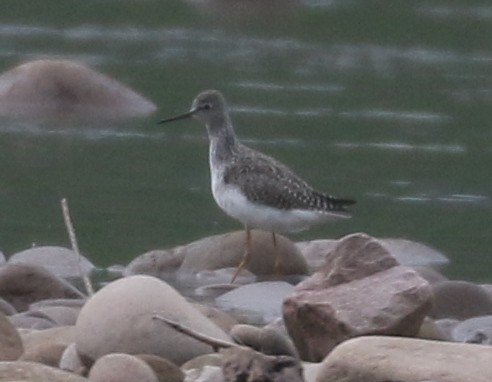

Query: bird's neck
<box><xmin>207</xmin><ymin>118</ymin><xmax>238</xmax><ymax>163</ymax></box>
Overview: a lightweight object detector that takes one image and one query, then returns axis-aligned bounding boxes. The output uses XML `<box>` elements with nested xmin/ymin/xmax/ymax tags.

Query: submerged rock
<box><xmin>8</xmin><ymin>246</ymin><xmax>95</xmax><ymax>279</ymax></box>
<box><xmin>216</xmin><ymin>281</ymin><xmax>295</xmax><ymax>324</ymax></box>
<box><xmin>0</xmin><ymin>59</ymin><xmax>156</xmax><ymax>121</ymax></box>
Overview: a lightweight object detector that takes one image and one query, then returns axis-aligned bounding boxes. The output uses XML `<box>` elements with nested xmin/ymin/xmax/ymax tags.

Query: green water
<box><xmin>0</xmin><ymin>0</ymin><xmax>491</xmax><ymax>281</ymax></box>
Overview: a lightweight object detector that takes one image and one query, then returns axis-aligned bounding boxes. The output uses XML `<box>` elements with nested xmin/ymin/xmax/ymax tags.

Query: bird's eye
<box><xmin>201</xmin><ymin>103</ymin><xmax>212</xmax><ymax>110</ymax></box>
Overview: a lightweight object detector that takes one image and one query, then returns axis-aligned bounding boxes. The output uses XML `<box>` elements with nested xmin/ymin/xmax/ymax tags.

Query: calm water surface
<box><xmin>0</xmin><ymin>1</ymin><xmax>491</xmax><ymax>281</ymax></box>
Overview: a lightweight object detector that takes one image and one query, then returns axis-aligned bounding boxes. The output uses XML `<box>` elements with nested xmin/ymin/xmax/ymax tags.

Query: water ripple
<box><xmin>335</xmin><ymin>141</ymin><xmax>466</xmax><ymax>154</ymax></box>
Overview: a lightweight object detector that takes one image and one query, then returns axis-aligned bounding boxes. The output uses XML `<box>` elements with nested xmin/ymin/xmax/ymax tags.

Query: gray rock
<box><xmin>89</xmin><ymin>353</ymin><xmax>159</xmax><ymax>382</ymax></box>
<box><xmin>27</xmin><ymin>305</ymin><xmax>81</xmax><ymax>326</ymax></box>
<box><xmin>216</xmin><ymin>281</ymin><xmax>295</xmax><ymax>324</ymax></box>
<box><xmin>230</xmin><ymin>324</ymin><xmax>298</xmax><ymax>357</ymax></box>
<box><xmin>8</xmin><ymin>246</ymin><xmax>95</xmax><ymax>279</ymax></box>
<box><xmin>0</xmin><ymin>263</ymin><xmax>84</xmax><ymax>312</ymax></box>
<box><xmin>124</xmin><ymin>249</ymin><xmax>185</xmax><ymax>277</ymax></box>
<box><xmin>430</xmin><ymin>280</ymin><xmax>492</xmax><ymax>319</ymax></box>
<box><xmin>178</xmin><ymin>230</ymin><xmax>308</xmax><ymax>277</ymax></box>
<box><xmin>316</xmin><ymin>336</ymin><xmax>492</xmax><ymax>382</ymax></box>
<box><xmin>75</xmin><ymin>275</ymin><xmax>232</xmax><ymax>365</ymax></box>
<box><xmin>0</xmin><ymin>59</ymin><xmax>156</xmax><ymax>121</ymax></box>
<box><xmin>295</xmin><ymin>239</ymin><xmax>338</xmax><ymax>272</ymax></box>
<box><xmin>9</xmin><ymin>310</ymin><xmax>58</xmax><ymax>329</ymax></box>
<box><xmin>380</xmin><ymin>238</ymin><xmax>449</xmax><ymax>267</ymax></box>
<box><xmin>0</xmin><ymin>312</ymin><xmax>23</xmax><ymax>360</ymax></box>
<box><xmin>0</xmin><ymin>250</ymin><xmax>5</xmax><ymax>265</ymax></box>
<box><xmin>452</xmin><ymin>315</ymin><xmax>492</xmax><ymax>344</ymax></box>
<box><xmin>283</xmin><ymin>233</ymin><xmax>431</xmax><ymax>362</ymax></box>
<box><xmin>434</xmin><ymin>318</ymin><xmax>461</xmax><ymax>340</ymax></box>
<box><xmin>0</xmin><ymin>360</ymin><xmax>89</xmax><ymax>381</ymax></box>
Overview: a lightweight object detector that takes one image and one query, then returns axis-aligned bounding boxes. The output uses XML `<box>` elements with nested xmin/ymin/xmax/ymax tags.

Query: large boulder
<box><xmin>75</xmin><ymin>275</ymin><xmax>232</xmax><ymax>365</ymax></box>
<box><xmin>0</xmin><ymin>263</ymin><xmax>84</xmax><ymax>312</ymax></box>
<box><xmin>283</xmin><ymin>233</ymin><xmax>432</xmax><ymax>361</ymax></box>
<box><xmin>316</xmin><ymin>336</ymin><xmax>492</xmax><ymax>382</ymax></box>
<box><xmin>178</xmin><ymin>230</ymin><xmax>308</xmax><ymax>277</ymax></box>
<box><xmin>0</xmin><ymin>59</ymin><xmax>156</xmax><ymax>121</ymax></box>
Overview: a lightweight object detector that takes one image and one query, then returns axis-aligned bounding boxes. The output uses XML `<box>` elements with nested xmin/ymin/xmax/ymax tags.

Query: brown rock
<box><xmin>430</xmin><ymin>280</ymin><xmax>492</xmax><ymax>319</ymax></box>
<box><xmin>20</xmin><ymin>325</ymin><xmax>77</xmax><ymax>352</ymax></box>
<box><xmin>88</xmin><ymin>353</ymin><xmax>158</xmax><ymax>382</ymax></box>
<box><xmin>296</xmin><ymin>233</ymin><xmax>398</xmax><ymax>291</ymax></box>
<box><xmin>0</xmin><ymin>360</ymin><xmax>89</xmax><ymax>381</ymax></box>
<box><xmin>284</xmin><ymin>235</ymin><xmax>432</xmax><ymax>362</ymax></box>
<box><xmin>0</xmin><ymin>263</ymin><xmax>84</xmax><ymax>312</ymax></box>
<box><xmin>136</xmin><ymin>354</ymin><xmax>184</xmax><ymax>382</ymax></box>
<box><xmin>284</xmin><ymin>266</ymin><xmax>431</xmax><ymax>361</ymax></box>
<box><xmin>316</xmin><ymin>336</ymin><xmax>492</xmax><ymax>382</ymax></box>
<box><xmin>178</xmin><ymin>230</ymin><xmax>308</xmax><ymax>276</ymax></box>
<box><xmin>20</xmin><ymin>342</ymin><xmax>66</xmax><ymax>367</ymax></box>
<box><xmin>0</xmin><ymin>311</ymin><xmax>23</xmax><ymax>360</ymax></box>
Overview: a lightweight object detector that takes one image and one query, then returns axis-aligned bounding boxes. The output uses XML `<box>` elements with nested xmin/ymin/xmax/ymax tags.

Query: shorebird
<box><xmin>160</xmin><ymin>90</ymin><xmax>355</xmax><ymax>282</ymax></box>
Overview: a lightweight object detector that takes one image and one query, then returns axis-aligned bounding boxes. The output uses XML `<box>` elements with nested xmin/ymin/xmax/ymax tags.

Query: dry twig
<box><xmin>61</xmin><ymin>198</ymin><xmax>94</xmax><ymax>296</ymax></box>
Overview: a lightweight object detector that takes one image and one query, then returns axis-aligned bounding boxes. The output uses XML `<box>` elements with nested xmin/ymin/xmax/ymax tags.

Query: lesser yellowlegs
<box><xmin>160</xmin><ymin>90</ymin><xmax>355</xmax><ymax>282</ymax></box>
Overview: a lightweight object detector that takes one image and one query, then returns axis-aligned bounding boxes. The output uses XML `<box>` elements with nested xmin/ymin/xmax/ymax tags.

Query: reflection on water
<box><xmin>0</xmin><ymin>0</ymin><xmax>491</xmax><ymax>282</ymax></box>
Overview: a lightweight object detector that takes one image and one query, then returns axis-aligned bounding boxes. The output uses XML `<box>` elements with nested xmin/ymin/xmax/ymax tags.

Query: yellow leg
<box><xmin>231</xmin><ymin>226</ymin><xmax>251</xmax><ymax>283</ymax></box>
<box><xmin>272</xmin><ymin>232</ymin><xmax>282</xmax><ymax>276</ymax></box>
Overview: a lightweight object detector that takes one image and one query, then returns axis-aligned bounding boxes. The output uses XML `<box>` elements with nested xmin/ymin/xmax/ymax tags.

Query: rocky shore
<box><xmin>1</xmin><ymin>231</ymin><xmax>491</xmax><ymax>382</ymax></box>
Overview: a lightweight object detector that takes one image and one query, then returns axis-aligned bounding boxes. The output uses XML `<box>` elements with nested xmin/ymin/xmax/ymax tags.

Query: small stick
<box><xmin>61</xmin><ymin>198</ymin><xmax>94</xmax><ymax>296</ymax></box>
<box><xmin>153</xmin><ymin>315</ymin><xmax>236</xmax><ymax>351</ymax></box>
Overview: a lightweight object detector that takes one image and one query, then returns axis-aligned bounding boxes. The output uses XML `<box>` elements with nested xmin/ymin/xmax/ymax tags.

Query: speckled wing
<box><xmin>223</xmin><ymin>148</ymin><xmax>354</xmax><ymax>212</ymax></box>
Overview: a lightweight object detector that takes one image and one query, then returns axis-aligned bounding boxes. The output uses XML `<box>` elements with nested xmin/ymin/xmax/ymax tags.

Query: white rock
<box><xmin>75</xmin><ymin>275</ymin><xmax>232</xmax><ymax>365</ymax></box>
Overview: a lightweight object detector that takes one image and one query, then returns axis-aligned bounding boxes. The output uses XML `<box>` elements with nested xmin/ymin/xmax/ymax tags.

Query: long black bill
<box><xmin>158</xmin><ymin>108</ymin><xmax>198</xmax><ymax>124</ymax></box>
